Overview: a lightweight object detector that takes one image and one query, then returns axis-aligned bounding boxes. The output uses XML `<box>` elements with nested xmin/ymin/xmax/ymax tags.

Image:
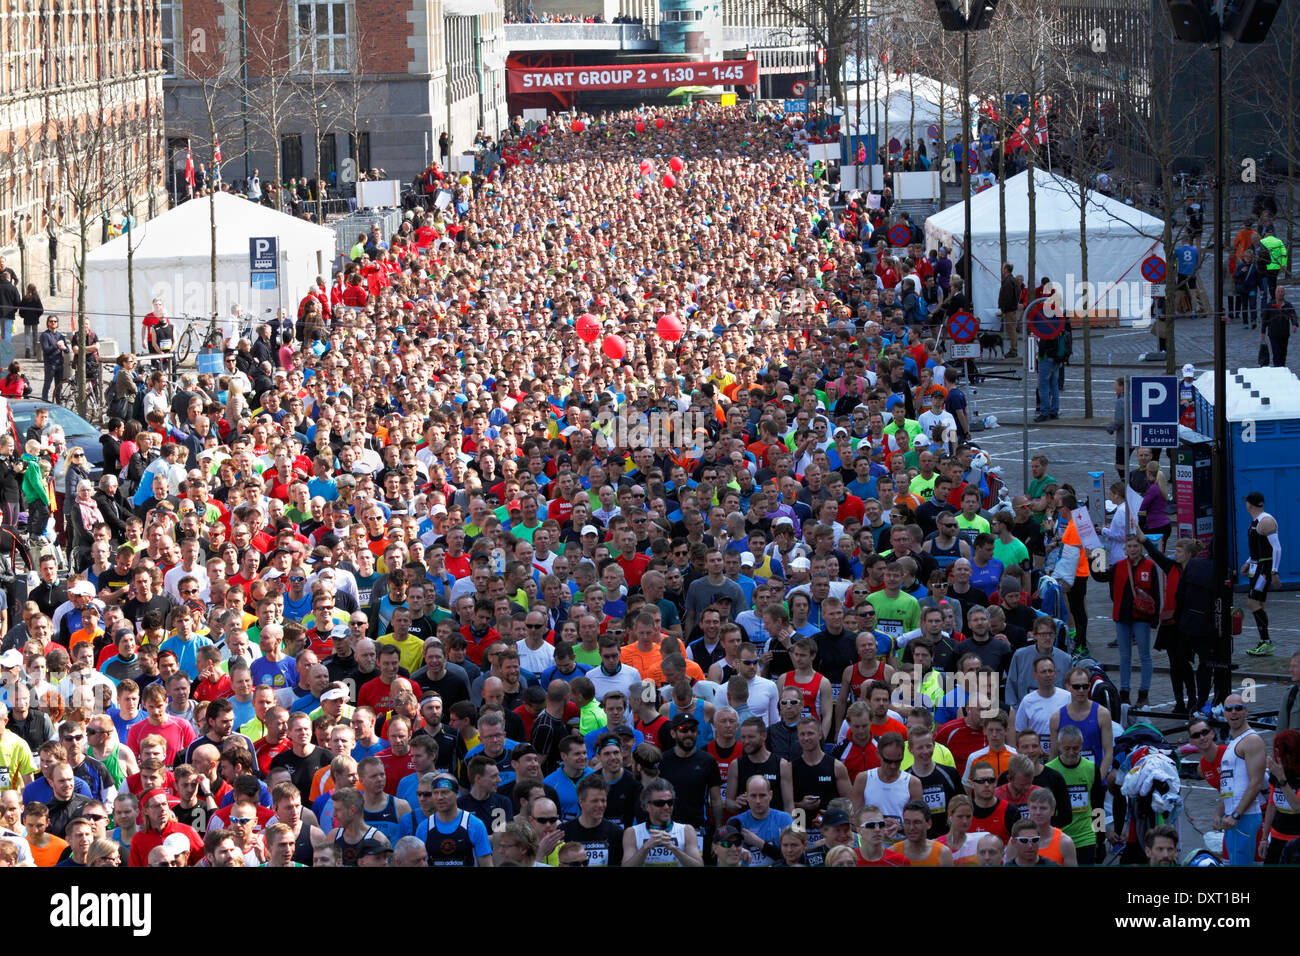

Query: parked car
<box><xmin>6</xmin><ymin>400</ymin><xmax>105</xmax><ymax>477</ymax></box>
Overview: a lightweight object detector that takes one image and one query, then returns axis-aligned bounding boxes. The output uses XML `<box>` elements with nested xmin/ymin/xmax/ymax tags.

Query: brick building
<box><xmin>162</xmin><ymin>0</ymin><xmax>506</xmax><ymax>196</ymax></box>
<box><xmin>0</xmin><ymin>0</ymin><xmax>167</xmax><ymax>303</ymax></box>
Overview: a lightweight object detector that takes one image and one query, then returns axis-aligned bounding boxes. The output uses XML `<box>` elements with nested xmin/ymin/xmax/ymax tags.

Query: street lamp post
<box><xmin>962</xmin><ymin>30</ymin><xmax>972</xmax><ymax>292</ymax></box>
<box><xmin>1161</xmin><ymin>0</ymin><xmax>1281</xmax><ymax>705</ymax></box>
<box><xmin>935</xmin><ymin>1</ymin><xmax>998</xmax><ymax>293</ymax></box>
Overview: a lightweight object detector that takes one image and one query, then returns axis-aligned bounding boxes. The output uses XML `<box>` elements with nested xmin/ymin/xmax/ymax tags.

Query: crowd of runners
<box><xmin>0</xmin><ymin>102</ymin><xmax>1296</xmax><ymax>869</ymax></box>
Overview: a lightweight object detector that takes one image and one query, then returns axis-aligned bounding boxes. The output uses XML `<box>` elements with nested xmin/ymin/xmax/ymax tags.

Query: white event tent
<box><xmin>83</xmin><ymin>193</ymin><xmax>336</xmax><ymax>346</ymax></box>
<box><xmin>923</xmin><ymin>167</ymin><xmax>1166</xmax><ymax>326</ymax></box>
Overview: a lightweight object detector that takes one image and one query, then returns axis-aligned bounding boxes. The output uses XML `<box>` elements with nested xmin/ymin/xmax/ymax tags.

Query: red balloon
<box><xmin>669</xmin><ymin>156</ymin><xmax>684</xmax><ymax>173</ymax></box>
<box><xmin>656</xmin><ymin>314</ymin><xmax>684</xmax><ymax>342</ymax></box>
<box><xmin>661</xmin><ymin>173</ymin><xmax>676</xmax><ymax>188</ymax></box>
<box><xmin>571</xmin><ymin>119</ymin><xmax>585</xmax><ymax>133</ymax></box>
<box><xmin>602</xmin><ymin>335</ymin><xmax>626</xmax><ymax>361</ymax></box>
<box><xmin>639</xmin><ymin>158</ymin><xmax>654</xmax><ymax>175</ymax></box>
<box><xmin>654</xmin><ymin>118</ymin><xmax>666</xmax><ymax>130</ymax></box>
<box><xmin>575</xmin><ymin>313</ymin><xmax>601</xmax><ymax>343</ymax></box>
<box><xmin>635</xmin><ymin>121</ymin><xmax>646</xmax><ymax>133</ymax></box>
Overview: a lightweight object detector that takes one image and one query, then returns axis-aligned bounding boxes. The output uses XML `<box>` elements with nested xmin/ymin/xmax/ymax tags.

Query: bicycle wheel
<box><xmin>0</xmin><ymin>526</ymin><xmax>32</xmax><ymax>581</ymax></box>
<box><xmin>56</xmin><ymin>377</ymin><xmax>78</xmax><ymax>409</ymax></box>
<box><xmin>174</xmin><ymin>326</ymin><xmax>193</xmax><ymax>365</ymax></box>
<box><xmin>84</xmin><ymin>374</ymin><xmax>104</xmax><ymax>423</ymax></box>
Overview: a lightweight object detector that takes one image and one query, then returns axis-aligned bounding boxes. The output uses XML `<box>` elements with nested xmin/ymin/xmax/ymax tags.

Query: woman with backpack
<box><xmin>1094</xmin><ymin>534</ymin><xmax>1161</xmax><ymax>707</ymax></box>
<box><xmin>1141</xmin><ymin>535</ymin><xmax>1203</xmax><ymax>717</ymax></box>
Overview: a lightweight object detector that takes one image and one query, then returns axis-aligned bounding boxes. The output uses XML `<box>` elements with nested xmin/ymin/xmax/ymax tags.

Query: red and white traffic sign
<box><xmin>791</xmin><ymin>81</ymin><xmax>807</xmax><ymax>97</ymax></box>
<box><xmin>817</xmin><ymin>47</ymin><xmax>826</xmax><ymax>65</ymax></box>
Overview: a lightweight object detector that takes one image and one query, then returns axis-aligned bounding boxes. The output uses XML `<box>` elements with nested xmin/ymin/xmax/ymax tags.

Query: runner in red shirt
<box><xmin>935</xmin><ymin>701</ymin><xmax>992</xmax><ymax>773</ymax></box>
<box><xmin>966</xmin><ymin>760</ymin><xmax>1022</xmax><ymax>843</ymax></box>
<box><xmin>853</xmin><ymin>805</ymin><xmax>910</xmax><ymax>866</ymax></box>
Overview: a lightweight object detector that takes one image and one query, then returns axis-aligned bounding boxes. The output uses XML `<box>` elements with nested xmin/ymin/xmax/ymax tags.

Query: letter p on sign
<box><xmin>1129</xmin><ymin>375</ymin><xmax>1178</xmax><ymax>426</ymax></box>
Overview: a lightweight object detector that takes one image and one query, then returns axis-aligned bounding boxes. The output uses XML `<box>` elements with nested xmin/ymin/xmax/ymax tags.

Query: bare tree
<box><xmin>242</xmin><ymin>3</ymin><xmax>297</xmax><ymax>187</ymax></box>
<box><xmin>293</xmin><ymin>23</ymin><xmax>339</xmax><ymax>223</ymax></box>
<box><xmin>338</xmin><ymin>18</ymin><xmax>373</xmax><ymax>196</ymax></box>
<box><xmin>765</xmin><ymin>0</ymin><xmax>857</xmax><ymax>108</ymax></box>
<box><xmin>50</xmin><ymin>93</ymin><xmax>127</xmax><ymax>416</ymax></box>
<box><xmin>1241</xmin><ymin>2</ymin><xmax>1299</xmax><ymax>276</ymax></box>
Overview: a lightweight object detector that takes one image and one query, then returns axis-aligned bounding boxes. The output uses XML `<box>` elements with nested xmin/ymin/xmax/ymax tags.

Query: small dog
<box><xmin>978</xmin><ymin>331</ymin><xmax>1005</xmax><ymax>356</ymax></box>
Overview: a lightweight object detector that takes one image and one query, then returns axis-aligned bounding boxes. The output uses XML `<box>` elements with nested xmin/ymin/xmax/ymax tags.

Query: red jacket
<box><xmin>1106</xmin><ymin>556</ymin><xmax>1160</xmax><ymax>623</ymax></box>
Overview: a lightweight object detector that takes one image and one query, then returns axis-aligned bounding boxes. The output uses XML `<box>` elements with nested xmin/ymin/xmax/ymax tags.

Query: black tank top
<box><xmin>1249</xmin><ymin>513</ymin><xmax>1275</xmax><ymax>567</ymax></box>
<box><xmin>424</xmin><ymin>811</ymin><xmax>477</xmax><ymax>866</ymax></box>
<box><xmin>927</xmin><ymin>536</ymin><xmax>965</xmax><ymax>569</ymax></box>
<box><xmin>912</xmin><ymin>763</ymin><xmax>961</xmax><ymax>837</ymax></box>
<box><xmin>734</xmin><ymin>752</ymin><xmax>786</xmax><ymax>811</ymax></box>
<box><xmin>292</xmin><ymin>823</ymin><xmax>314</xmax><ymax>865</ymax></box>
<box><xmin>335</xmin><ymin>825</ymin><xmax>380</xmax><ymax>867</ymax></box>
<box><xmin>791</xmin><ymin>752</ymin><xmax>838</xmax><ymax>812</ymax></box>
<box><xmin>363</xmin><ymin>795</ymin><xmax>401</xmax><ymax>845</ymax></box>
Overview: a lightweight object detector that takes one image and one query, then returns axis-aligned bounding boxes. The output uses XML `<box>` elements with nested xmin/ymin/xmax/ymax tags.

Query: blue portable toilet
<box><xmin>1192</xmin><ymin>367</ymin><xmax>1300</xmax><ymax>588</ymax></box>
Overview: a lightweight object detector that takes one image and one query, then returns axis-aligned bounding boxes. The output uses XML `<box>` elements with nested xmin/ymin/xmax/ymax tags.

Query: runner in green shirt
<box><xmin>1046</xmin><ymin>725</ymin><xmax>1101</xmax><ymax>861</ymax></box>
<box><xmin>955</xmin><ymin>486</ymin><xmax>992</xmax><ymax>540</ymax></box>
<box><xmin>991</xmin><ymin>510</ymin><xmax>1031</xmax><ymax>570</ymax></box>
<box><xmin>1026</xmin><ymin>455</ymin><xmax>1057</xmax><ymax>528</ymax></box>
<box><xmin>865</xmin><ymin>562</ymin><xmax>922</xmax><ymax>646</ymax></box>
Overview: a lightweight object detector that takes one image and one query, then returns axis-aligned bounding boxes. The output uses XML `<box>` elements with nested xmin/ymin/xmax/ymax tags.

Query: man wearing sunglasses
<box><xmin>623</xmin><ymin>778</ymin><xmax>702</xmax><ymax>867</ymax></box>
<box><xmin>414</xmin><ymin>773</ymin><xmax>493</xmax><ymax>867</ymax></box>
<box><xmin>1213</xmin><ymin>694</ymin><xmax>1267</xmax><ymax>865</ymax></box>
<box><xmin>1007</xmin><ymin>818</ymin><xmax>1059</xmax><ymax>866</ymax></box>
<box><xmin>851</xmin><ymin>804</ymin><xmax>908</xmax><ymax>866</ymax></box>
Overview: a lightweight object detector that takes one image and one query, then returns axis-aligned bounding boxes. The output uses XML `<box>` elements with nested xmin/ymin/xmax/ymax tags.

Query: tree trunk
<box><xmin>998</xmin><ymin>128</ymin><xmax>1007</xmax><ymax>267</ymax></box>
<box><xmin>1079</xmin><ymin>176</ymin><xmax>1093</xmax><ymax>417</ymax></box>
<box><xmin>76</xmin><ymin>217</ymin><xmax>87</xmax><ymax>417</ymax></box>
<box><xmin>314</xmin><ymin>125</ymin><xmax>324</xmax><ymax>222</ymax></box>
<box><xmin>127</xmin><ymin>216</ymin><xmax>136</xmax><ymax>354</ymax></box>
<box><xmin>209</xmin><ymin>185</ymin><xmax>218</xmax><ymax>320</ymax></box>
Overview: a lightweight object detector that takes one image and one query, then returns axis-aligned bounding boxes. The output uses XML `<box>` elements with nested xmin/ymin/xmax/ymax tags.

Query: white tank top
<box><xmin>631</xmin><ymin>822</ymin><xmax>688</xmax><ymax>866</ymax></box>
<box><xmin>1219</xmin><ymin>728</ymin><xmax>1266</xmax><ymax>816</ymax></box>
<box><xmin>862</xmin><ymin>768</ymin><xmax>912</xmax><ymax>822</ymax></box>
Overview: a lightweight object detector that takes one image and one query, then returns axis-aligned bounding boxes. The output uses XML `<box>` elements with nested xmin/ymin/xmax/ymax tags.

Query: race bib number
<box><xmin>878</xmin><ymin>620</ymin><xmax>904</xmax><ymax>640</ymax></box>
<box><xmin>923</xmin><ymin>788</ymin><xmax>945</xmax><ymax>810</ymax></box>
<box><xmin>0</xmin><ymin>765</ymin><xmax>11</xmax><ymax>790</ymax></box>
<box><xmin>1068</xmin><ymin>787</ymin><xmax>1088</xmax><ymax>810</ymax></box>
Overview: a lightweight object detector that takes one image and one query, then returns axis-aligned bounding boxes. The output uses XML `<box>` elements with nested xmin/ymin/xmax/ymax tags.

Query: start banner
<box><xmin>508</xmin><ymin>59</ymin><xmax>758</xmax><ymax>93</ymax></box>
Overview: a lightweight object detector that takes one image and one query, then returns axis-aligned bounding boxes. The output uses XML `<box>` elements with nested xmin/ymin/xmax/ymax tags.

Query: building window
<box><xmin>296</xmin><ymin>1</ymin><xmax>350</xmax><ymax>73</ymax></box>
<box><xmin>281</xmin><ymin>134</ymin><xmax>304</xmax><ymax>180</ymax></box>
<box><xmin>317</xmin><ymin>133</ymin><xmax>337</xmax><ymax>184</ymax></box>
<box><xmin>160</xmin><ymin>0</ymin><xmax>177</xmax><ymax>77</ymax></box>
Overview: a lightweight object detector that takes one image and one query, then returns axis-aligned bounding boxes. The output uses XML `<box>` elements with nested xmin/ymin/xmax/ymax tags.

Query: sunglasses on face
<box><xmin>1015</xmin><ymin>835</ymin><xmax>1041</xmax><ymax>845</ymax></box>
<box><xmin>858</xmin><ymin>820</ymin><xmax>886</xmax><ymax>830</ymax></box>
<box><xmin>1190</xmin><ymin>728</ymin><xmax>1213</xmax><ymax>739</ymax></box>
<box><xmin>648</xmin><ymin>799</ymin><xmax>675</xmax><ymax>808</ymax></box>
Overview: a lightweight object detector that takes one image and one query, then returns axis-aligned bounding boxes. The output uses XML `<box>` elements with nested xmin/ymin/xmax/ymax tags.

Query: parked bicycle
<box><xmin>173</xmin><ymin>314</ymin><xmax>224</xmax><ymax>365</ymax></box>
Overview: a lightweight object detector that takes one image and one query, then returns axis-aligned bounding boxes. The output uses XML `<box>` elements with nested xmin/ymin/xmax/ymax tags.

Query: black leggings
<box><xmin>1190</xmin><ymin>633</ymin><xmax>1230</xmax><ymax>708</ymax></box>
<box><xmin>1068</xmin><ymin>575</ymin><xmax>1089</xmax><ymax>645</ymax></box>
<box><xmin>1164</xmin><ymin>628</ymin><xmax>1198</xmax><ymax>708</ymax></box>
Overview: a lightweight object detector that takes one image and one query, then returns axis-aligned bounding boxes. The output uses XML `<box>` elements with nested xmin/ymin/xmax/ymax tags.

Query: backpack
<box><xmin>1074</xmin><ymin>656</ymin><xmax>1122</xmax><ymax>715</ymax></box>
